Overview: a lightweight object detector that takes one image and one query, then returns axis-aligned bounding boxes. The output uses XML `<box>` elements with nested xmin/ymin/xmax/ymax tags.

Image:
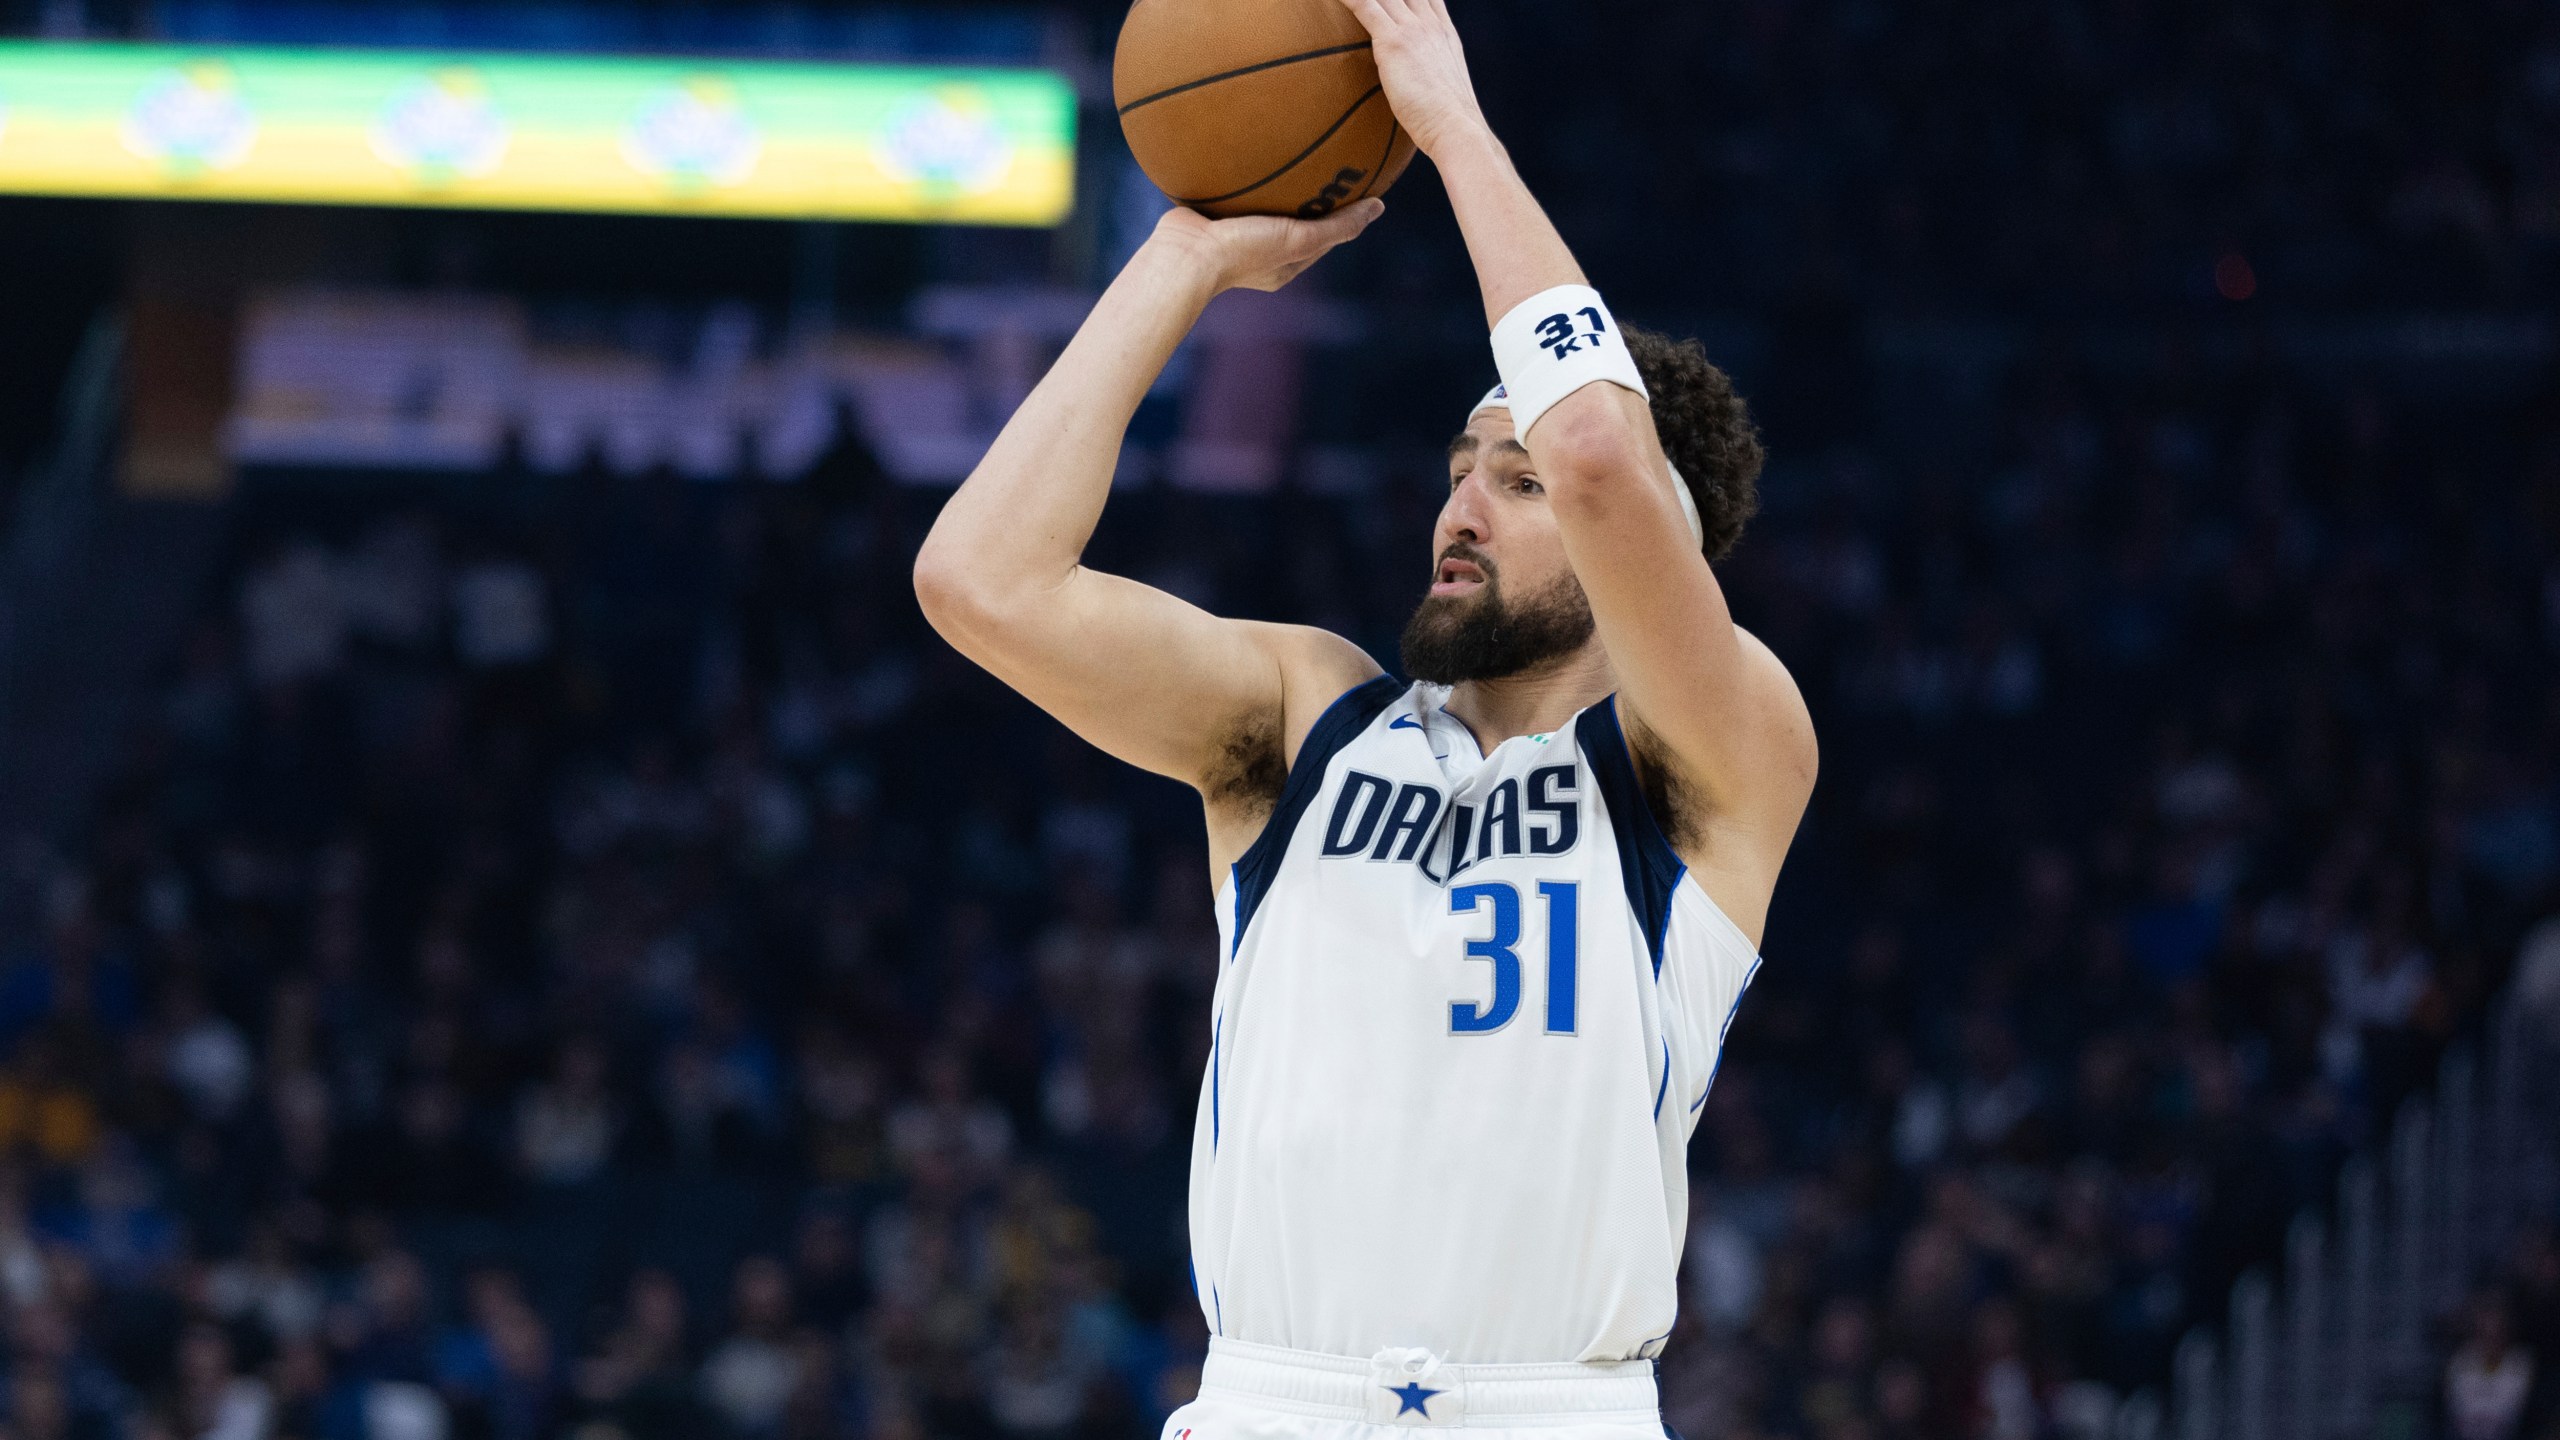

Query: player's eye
<box><xmin>1516</xmin><ymin>476</ymin><xmax>1544</xmax><ymax>497</ymax></box>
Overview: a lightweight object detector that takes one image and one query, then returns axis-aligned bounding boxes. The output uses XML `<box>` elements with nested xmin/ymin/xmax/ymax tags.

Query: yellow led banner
<box><xmin>0</xmin><ymin>41</ymin><xmax>1077</xmax><ymax>224</ymax></box>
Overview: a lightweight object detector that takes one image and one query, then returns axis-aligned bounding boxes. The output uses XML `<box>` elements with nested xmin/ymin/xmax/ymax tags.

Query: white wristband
<box><xmin>1474</xmin><ymin>288</ymin><xmax>1705</xmax><ymax>550</ymax></box>
<box><xmin>1489</xmin><ymin>285</ymin><xmax>1648</xmax><ymax>442</ymax></box>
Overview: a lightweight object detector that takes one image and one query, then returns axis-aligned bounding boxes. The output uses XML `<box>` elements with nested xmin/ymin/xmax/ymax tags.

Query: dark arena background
<box><xmin>1</xmin><ymin>4</ymin><xmax>2557</xmax><ymax>1440</ymax></box>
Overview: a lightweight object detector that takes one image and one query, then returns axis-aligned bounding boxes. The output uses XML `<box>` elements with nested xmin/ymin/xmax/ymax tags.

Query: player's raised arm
<box><xmin>1344</xmin><ymin>0</ymin><xmax>1816</xmax><ymax>902</ymax></box>
<box><xmin>913</xmin><ymin>204</ymin><xmax>1385</xmax><ymax>827</ymax></box>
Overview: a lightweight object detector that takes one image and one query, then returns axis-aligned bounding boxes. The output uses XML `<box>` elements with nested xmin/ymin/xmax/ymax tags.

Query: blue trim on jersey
<box><xmin>1689</xmin><ymin>954</ymin><xmax>1764</xmax><ymax>1114</ymax></box>
<box><xmin>1231</xmin><ymin>674</ymin><xmax>1406</xmax><ymax>953</ymax></box>
<box><xmin>1652</xmin><ymin>1036</ymin><xmax>1671</xmax><ymax>1120</ymax></box>
<box><xmin>1658</xmin><ymin>864</ymin><xmax>1688</xmax><ymax>979</ymax></box>
<box><xmin>1209</xmin><ymin>1013</ymin><xmax>1223</xmax><ymax>1151</ymax></box>
<box><xmin>1573</xmin><ymin>696</ymin><xmax>1685</xmax><ymax>975</ymax></box>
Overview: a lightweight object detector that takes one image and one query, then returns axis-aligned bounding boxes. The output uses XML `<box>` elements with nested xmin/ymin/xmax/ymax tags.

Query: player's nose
<box><xmin>1441</xmin><ymin>469</ymin><xmax>1496</xmax><ymax>544</ymax></box>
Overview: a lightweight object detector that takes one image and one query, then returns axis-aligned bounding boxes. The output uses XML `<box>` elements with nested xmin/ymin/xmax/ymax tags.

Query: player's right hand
<box><xmin>1150</xmin><ymin>200</ymin><xmax>1385</xmax><ymax>294</ymax></box>
<box><xmin>1338</xmin><ymin>0</ymin><xmax>1488</xmax><ymax>159</ymax></box>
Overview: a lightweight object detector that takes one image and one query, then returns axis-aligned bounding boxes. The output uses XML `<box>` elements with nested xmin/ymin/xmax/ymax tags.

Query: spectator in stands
<box><xmin>2517</xmin><ymin>1229</ymin><xmax>2560</xmax><ymax>1371</ymax></box>
<box><xmin>172</xmin><ymin>1324</ymin><xmax>266</xmax><ymax>1440</ymax></box>
<box><xmin>701</xmin><ymin>1256</ymin><xmax>800</xmax><ymax>1439</ymax></box>
<box><xmin>576</xmin><ymin>1268</ymin><xmax>710</xmax><ymax>1440</ymax></box>
<box><xmin>2445</xmin><ymin>1294</ymin><xmax>2547</xmax><ymax>1440</ymax></box>
<box><xmin>517</xmin><ymin>1039</ymin><xmax>619</xmax><ymax>1187</ymax></box>
<box><xmin>2517</xmin><ymin>916</ymin><xmax>2560</xmax><ymax>1047</ymax></box>
<box><xmin>434</xmin><ymin>1266</ymin><xmax>560</xmax><ymax>1440</ymax></box>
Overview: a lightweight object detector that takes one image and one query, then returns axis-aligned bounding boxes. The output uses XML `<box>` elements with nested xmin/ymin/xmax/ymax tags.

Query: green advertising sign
<box><xmin>0</xmin><ymin>40</ymin><xmax>1077</xmax><ymax>224</ymax></box>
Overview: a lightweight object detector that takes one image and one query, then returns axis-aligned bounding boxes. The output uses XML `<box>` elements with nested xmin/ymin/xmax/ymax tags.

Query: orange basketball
<box><xmin>1114</xmin><ymin>0</ymin><xmax>1420</xmax><ymax>220</ymax></box>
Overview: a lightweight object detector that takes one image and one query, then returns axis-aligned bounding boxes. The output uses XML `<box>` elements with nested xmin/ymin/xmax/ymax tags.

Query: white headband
<box><xmin>1471</xmin><ymin>385</ymin><xmax>1705</xmax><ymax>549</ymax></box>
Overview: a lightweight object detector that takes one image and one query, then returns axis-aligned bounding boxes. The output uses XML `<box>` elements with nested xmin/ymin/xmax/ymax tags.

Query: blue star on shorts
<box><xmin>1386</xmin><ymin>1382</ymin><xmax>1444</xmax><ymax>1418</ymax></box>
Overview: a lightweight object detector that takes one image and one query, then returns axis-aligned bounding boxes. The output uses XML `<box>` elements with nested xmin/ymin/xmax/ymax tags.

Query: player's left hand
<box><xmin>1151</xmin><ymin>199</ymin><xmax>1385</xmax><ymax>294</ymax></box>
<box><xmin>1338</xmin><ymin>0</ymin><xmax>1490</xmax><ymax>158</ymax></box>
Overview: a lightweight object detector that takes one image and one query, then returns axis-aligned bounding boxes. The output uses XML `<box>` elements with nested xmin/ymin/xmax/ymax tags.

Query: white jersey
<box><xmin>1193</xmin><ymin>678</ymin><xmax>1764</xmax><ymax>1368</ymax></box>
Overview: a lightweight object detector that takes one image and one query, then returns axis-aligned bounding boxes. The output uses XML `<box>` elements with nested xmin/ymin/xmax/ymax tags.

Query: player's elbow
<box><xmin>914</xmin><ymin>529</ymin><xmax>1066</xmax><ymax>653</ymax></box>
<box><xmin>911</xmin><ymin>535</ymin><xmax>988</xmax><ymax>643</ymax></box>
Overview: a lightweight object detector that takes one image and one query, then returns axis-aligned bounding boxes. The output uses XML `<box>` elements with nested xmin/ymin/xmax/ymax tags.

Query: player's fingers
<box><xmin>1335</xmin><ymin>0</ymin><xmax>1393</xmax><ymax>33</ymax></box>
<box><xmin>1304</xmin><ymin>198</ymin><xmax>1385</xmax><ymax>251</ymax></box>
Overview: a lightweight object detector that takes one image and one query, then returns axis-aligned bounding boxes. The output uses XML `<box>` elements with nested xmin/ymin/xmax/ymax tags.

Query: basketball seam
<box><xmin>1115</xmin><ymin>41</ymin><xmax>1373</xmax><ymax>116</ymax></box>
<box><xmin>1354</xmin><ymin>118</ymin><xmax>1401</xmax><ymax>203</ymax></box>
<box><xmin>1171</xmin><ymin>85</ymin><xmax>1383</xmax><ymax>207</ymax></box>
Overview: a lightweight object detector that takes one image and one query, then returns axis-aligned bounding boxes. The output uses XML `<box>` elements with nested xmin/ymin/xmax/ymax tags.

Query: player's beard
<box><xmin>1399</xmin><ymin>553</ymin><xmax>1597</xmax><ymax>684</ymax></box>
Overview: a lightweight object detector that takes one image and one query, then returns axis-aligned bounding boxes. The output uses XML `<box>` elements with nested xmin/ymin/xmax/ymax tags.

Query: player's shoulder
<box><xmin>1196</xmin><ymin>623</ymin><xmax>1384</xmax><ymax>821</ymax></box>
<box><xmin>1237</xmin><ymin>622</ymin><xmax>1392</xmax><ymax>762</ymax></box>
<box><xmin>1622</xmin><ymin>621</ymin><xmax>1814</xmax><ymax>847</ymax></box>
<box><xmin>1732</xmin><ymin>623</ymin><xmax>1816</xmax><ymax>764</ymax></box>
<box><xmin>1631</xmin><ymin>622</ymin><xmax>1813</xmax><ymax>756</ymax></box>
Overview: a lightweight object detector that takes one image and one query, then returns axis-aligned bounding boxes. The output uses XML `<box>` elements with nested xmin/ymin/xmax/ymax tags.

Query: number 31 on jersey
<box><xmin>1447</xmin><ymin>881</ymin><xmax>1578</xmax><ymax>1035</ymax></box>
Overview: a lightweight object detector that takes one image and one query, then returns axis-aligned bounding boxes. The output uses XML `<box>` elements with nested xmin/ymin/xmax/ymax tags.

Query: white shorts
<box><xmin>1164</xmin><ymin>1339</ymin><xmax>1666</xmax><ymax>1440</ymax></box>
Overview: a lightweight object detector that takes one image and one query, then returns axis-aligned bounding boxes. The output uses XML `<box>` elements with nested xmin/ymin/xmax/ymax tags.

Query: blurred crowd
<box><xmin>0</xmin><ymin>335</ymin><xmax>2552</xmax><ymax>1440</ymax></box>
<box><xmin>1655</xmin><ymin>368</ymin><xmax>2560</xmax><ymax>1440</ymax></box>
<box><xmin>1356</xmin><ymin>0</ymin><xmax>2560</xmax><ymax>311</ymax></box>
<box><xmin>1</xmin><ymin>442</ymin><xmax>1224</xmax><ymax>1440</ymax></box>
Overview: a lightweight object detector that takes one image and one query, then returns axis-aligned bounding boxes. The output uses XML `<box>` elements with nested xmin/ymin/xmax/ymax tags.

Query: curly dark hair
<box><xmin>1625</xmin><ymin>325</ymin><xmax>1763</xmax><ymax>561</ymax></box>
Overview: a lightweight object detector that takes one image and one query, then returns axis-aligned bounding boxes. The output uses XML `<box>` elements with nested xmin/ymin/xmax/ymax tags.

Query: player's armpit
<box><xmin>1621</xmin><ymin>634</ymin><xmax>1816</xmax><ymax>946</ymax></box>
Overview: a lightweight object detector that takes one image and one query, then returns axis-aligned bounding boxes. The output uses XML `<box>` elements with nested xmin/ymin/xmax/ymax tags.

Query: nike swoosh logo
<box><xmin>1390</xmin><ymin>715</ymin><xmax>1425</xmax><ymax>731</ymax></box>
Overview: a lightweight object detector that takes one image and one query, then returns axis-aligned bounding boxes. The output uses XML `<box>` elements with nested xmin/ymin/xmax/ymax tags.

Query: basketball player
<box><xmin>915</xmin><ymin>0</ymin><xmax>1816</xmax><ymax>1433</ymax></box>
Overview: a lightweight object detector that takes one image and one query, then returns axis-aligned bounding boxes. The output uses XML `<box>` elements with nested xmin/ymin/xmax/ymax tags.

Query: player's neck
<box><xmin>1438</xmin><ymin>643</ymin><xmax>1617</xmax><ymax>752</ymax></box>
